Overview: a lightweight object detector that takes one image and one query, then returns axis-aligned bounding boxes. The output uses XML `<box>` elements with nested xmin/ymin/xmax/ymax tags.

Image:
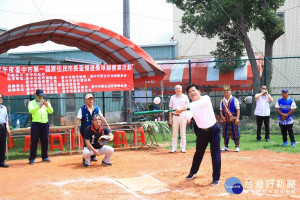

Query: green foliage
<box><xmin>142</xmin><ymin>121</ymin><xmax>171</xmax><ymax>140</ymax></box>
<box><xmin>254</xmin><ymin>7</ymin><xmax>285</xmax><ymax>41</ymax></box>
<box><xmin>211</xmin><ymin>35</ymin><xmax>245</xmax><ymax>73</ymax></box>
<box><xmin>167</xmin><ymin>0</ymin><xmax>286</xmax><ymax>67</ymax></box>
<box><xmin>168</xmin><ymin>0</ymin><xmax>250</xmax><ymax>38</ymax></box>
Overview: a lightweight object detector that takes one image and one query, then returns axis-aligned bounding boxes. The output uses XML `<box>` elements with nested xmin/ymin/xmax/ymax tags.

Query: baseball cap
<box><xmin>35</xmin><ymin>89</ymin><xmax>44</xmax><ymax>96</ymax></box>
<box><xmin>282</xmin><ymin>89</ymin><xmax>288</xmax><ymax>93</ymax></box>
<box><xmin>85</xmin><ymin>93</ymin><xmax>94</xmax><ymax>99</ymax></box>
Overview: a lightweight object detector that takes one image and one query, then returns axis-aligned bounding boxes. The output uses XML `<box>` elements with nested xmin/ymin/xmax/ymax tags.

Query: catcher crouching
<box><xmin>82</xmin><ymin>114</ymin><xmax>114</xmax><ymax>167</ymax></box>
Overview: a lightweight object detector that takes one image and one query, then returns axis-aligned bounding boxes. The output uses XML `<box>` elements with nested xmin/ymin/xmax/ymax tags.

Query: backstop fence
<box><xmin>2</xmin><ymin>56</ymin><xmax>300</xmax><ymax>133</ymax></box>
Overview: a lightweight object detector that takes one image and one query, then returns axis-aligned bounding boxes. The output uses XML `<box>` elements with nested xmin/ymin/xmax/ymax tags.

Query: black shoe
<box><xmin>211</xmin><ymin>180</ymin><xmax>220</xmax><ymax>186</ymax></box>
<box><xmin>91</xmin><ymin>157</ymin><xmax>98</xmax><ymax>162</ymax></box>
<box><xmin>83</xmin><ymin>163</ymin><xmax>90</xmax><ymax>167</ymax></box>
<box><xmin>185</xmin><ymin>173</ymin><xmax>195</xmax><ymax>180</ymax></box>
<box><xmin>101</xmin><ymin>161</ymin><xmax>112</xmax><ymax>166</ymax></box>
<box><xmin>257</xmin><ymin>139</ymin><xmax>261</xmax><ymax>142</ymax></box>
<box><xmin>266</xmin><ymin>138</ymin><xmax>270</xmax><ymax>142</ymax></box>
<box><xmin>42</xmin><ymin>158</ymin><xmax>51</xmax><ymax>163</ymax></box>
<box><xmin>0</xmin><ymin>162</ymin><xmax>9</xmax><ymax>168</ymax></box>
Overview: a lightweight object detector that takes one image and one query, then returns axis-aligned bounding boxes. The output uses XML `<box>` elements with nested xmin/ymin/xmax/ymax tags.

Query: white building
<box><xmin>173</xmin><ymin>0</ymin><xmax>300</xmax><ymax>58</ymax></box>
<box><xmin>172</xmin><ymin>0</ymin><xmax>300</xmax><ymax>95</ymax></box>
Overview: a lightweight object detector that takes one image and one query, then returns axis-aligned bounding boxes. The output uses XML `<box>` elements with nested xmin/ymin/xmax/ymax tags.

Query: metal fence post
<box><xmin>102</xmin><ymin>92</ymin><xmax>105</xmax><ymax>116</ymax></box>
<box><xmin>264</xmin><ymin>56</ymin><xmax>267</xmax><ymax>85</ymax></box>
<box><xmin>188</xmin><ymin>59</ymin><xmax>192</xmax><ymax>84</ymax></box>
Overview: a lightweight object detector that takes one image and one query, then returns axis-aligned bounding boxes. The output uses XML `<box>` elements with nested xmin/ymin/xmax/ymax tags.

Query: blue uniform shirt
<box><xmin>221</xmin><ymin>97</ymin><xmax>239</xmax><ymax>117</ymax></box>
<box><xmin>80</xmin><ymin>105</ymin><xmax>100</xmax><ymax>133</ymax></box>
<box><xmin>275</xmin><ymin>98</ymin><xmax>297</xmax><ymax>125</ymax></box>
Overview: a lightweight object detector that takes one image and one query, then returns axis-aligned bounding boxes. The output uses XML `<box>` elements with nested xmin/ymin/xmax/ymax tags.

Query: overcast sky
<box><xmin>0</xmin><ymin>0</ymin><xmax>173</xmax><ymax>52</ymax></box>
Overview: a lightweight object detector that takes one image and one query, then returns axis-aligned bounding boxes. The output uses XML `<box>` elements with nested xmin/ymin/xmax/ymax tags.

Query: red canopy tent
<box><xmin>135</xmin><ymin>58</ymin><xmax>263</xmax><ymax>95</ymax></box>
<box><xmin>0</xmin><ymin>19</ymin><xmax>165</xmax><ymax>85</ymax></box>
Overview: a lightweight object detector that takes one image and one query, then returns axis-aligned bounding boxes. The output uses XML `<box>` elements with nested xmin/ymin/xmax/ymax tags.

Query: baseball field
<box><xmin>1</xmin><ymin>147</ymin><xmax>299</xmax><ymax>200</ymax></box>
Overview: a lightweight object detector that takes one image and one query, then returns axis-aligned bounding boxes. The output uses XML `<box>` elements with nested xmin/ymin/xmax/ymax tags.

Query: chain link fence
<box><xmin>2</xmin><ymin>56</ymin><xmax>300</xmax><ymax>134</ymax></box>
<box><xmin>133</xmin><ymin>56</ymin><xmax>300</xmax><ymax>134</ymax></box>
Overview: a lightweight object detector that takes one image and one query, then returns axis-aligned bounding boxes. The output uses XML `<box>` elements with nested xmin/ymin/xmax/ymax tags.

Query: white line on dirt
<box><xmin>215</xmin><ymin>193</ymin><xmax>230</xmax><ymax>196</ymax></box>
<box><xmin>173</xmin><ymin>190</ymin><xmax>198</xmax><ymax>197</ymax></box>
<box><xmin>50</xmin><ymin>177</ymin><xmax>142</xmax><ymax>199</ymax></box>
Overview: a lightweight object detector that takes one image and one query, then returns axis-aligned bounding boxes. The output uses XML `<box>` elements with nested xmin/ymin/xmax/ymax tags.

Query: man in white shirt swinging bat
<box><xmin>176</xmin><ymin>84</ymin><xmax>221</xmax><ymax>186</ymax></box>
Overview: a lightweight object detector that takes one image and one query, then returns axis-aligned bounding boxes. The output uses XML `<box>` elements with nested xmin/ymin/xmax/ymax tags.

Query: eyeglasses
<box><xmin>261</xmin><ymin>87</ymin><xmax>267</xmax><ymax>89</ymax></box>
<box><xmin>188</xmin><ymin>89</ymin><xmax>198</xmax><ymax>95</ymax></box>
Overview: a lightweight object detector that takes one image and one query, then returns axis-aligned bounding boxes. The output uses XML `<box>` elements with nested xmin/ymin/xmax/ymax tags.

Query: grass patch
<box><xmin>6</xmin><ymin>137</ymin><xmax>75</xmax><ymax>160</ymax></box>
<box><xmin>6</xmin><ymin>131</ymin><xmax>299</xmax><ymax>160</ymax></box>
<box><xmin>153</xmin><ymin>131</ymin><xmax>300</xmax><ymax>154</ymax></box>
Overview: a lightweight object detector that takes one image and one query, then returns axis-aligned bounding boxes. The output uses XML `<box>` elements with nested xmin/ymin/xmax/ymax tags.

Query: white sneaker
<box><xmin>181</xmin><ymin>148</ymin><xmax>186</xmax><ymax>153</ymax></box>
<box><xmin>220</xmin><ymin>147</ymin><xmax>229</xmax><ymax>151</ymax></box>
<box><xmin>235</xmin><ymin>147</ymin><xmax>240</xmax><ymax>152</ymax></box>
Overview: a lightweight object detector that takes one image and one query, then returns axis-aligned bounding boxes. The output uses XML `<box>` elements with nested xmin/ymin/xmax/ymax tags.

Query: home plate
<box><xmin>116</xmin><ymin>175</ymin><xmax>170</xmax><ymax>194</ymax></box>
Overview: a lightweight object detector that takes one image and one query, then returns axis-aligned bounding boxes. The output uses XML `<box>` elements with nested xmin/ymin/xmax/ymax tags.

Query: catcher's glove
<box><xmin>98</xmin><ymin>135</ymin><xmax>111</xmax><ymax>145</ymax></box>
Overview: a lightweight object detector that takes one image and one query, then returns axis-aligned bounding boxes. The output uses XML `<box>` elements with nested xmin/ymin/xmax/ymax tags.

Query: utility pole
<box><xmin>123</xmin><ymin>0</ymin><xmax>132</xmax><ymax>122</ymax></box>
<box><xmin>123</xmin><ymin>0</ymin><xmax>130</xmax><ymax>39</ymax></box>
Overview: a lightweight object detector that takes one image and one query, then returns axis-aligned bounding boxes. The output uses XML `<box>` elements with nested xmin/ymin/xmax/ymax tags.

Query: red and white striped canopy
<box><xmin>135</xmin><ymin>57</ymin><xmax>263</xmax><ymax>94</ymax></box>
<box><xmin>0</xmin><ymin>19</ymin><xmax>165</xmax><ymax>83</ymax></box>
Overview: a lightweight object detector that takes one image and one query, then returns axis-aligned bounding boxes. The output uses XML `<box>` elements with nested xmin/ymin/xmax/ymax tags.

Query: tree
<box><xmin>166</xmin><ymin>0</ymin><xmax>285</xmax><ymax>93</ymax></box>
<box><xmin>210</xmin><ymin>35</ymin><xmax>244</xmax><ymax>74</ymax></box>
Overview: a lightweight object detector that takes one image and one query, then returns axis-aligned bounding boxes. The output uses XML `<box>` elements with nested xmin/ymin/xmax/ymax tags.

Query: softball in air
<box><xmin>153</xmin><ymin>97</ymin><xmax>161</xmax><ymax>104</ymax></box>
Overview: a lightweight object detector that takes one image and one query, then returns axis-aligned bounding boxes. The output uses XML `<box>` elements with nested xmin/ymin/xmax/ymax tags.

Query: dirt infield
<box><xmin>1</xmin><ymin>148</ymin><xmax>299</xmax><ymax>200</ymax></box>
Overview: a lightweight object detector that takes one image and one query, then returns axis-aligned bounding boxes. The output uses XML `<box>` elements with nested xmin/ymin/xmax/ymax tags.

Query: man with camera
<box><xmin>254</xmin><ymin>85</ymin><xmax>273</xmax><ymax>142</ymax></box>
<box><xmin>28</xmin><ymin>89</ymin><xmax>53</xmax><ymax>164</ymax></box>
